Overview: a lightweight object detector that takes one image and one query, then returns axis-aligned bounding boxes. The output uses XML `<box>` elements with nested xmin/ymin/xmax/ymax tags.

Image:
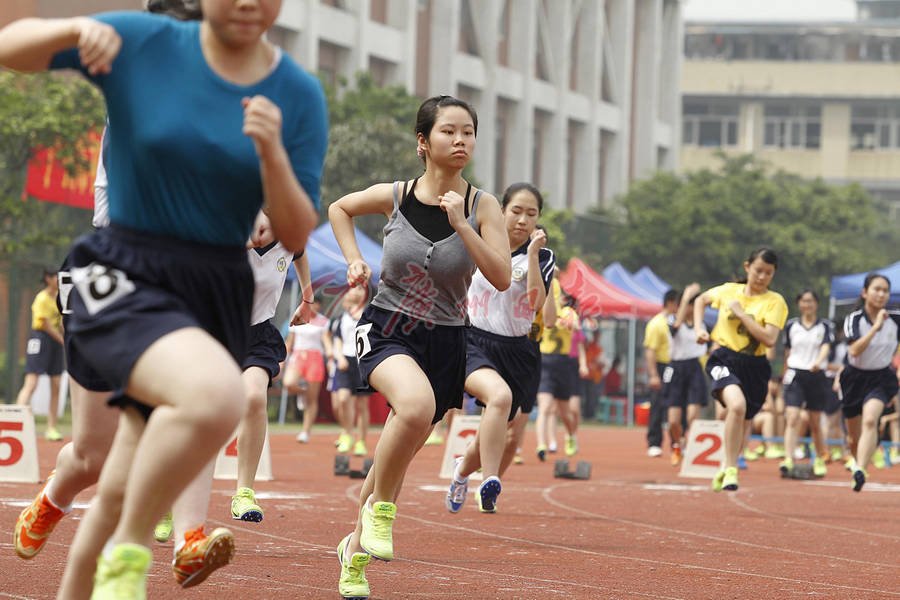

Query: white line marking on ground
<box><xmin>641</xmin><ymin>483</ymin><xmax>709</xmax><ymax>491</ymax></box>
<box><xmin>800</xmin><ymin>480</ymin><xmax>900</xmax><ymax>492</ymax></box>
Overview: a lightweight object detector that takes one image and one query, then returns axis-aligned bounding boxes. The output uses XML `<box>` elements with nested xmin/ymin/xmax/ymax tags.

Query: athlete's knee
<box><xmin>486</xmin><ymin>389</ymin><xmax>513</xmax><ymax>413</ymax></box>
<box><xmin>245</xmin><ymin>387</ymin><xmax>268</xmax><ymax>416</ymax></box>
<box><xmin>391</xmin><ymin>399</ymin><xmax>433</xmax><ymax>431</ymax></box>
<box><xmin>71</xmin><ymin>442</ymin><xmax>109</xmax><ymax>481</ymax></box>
<box><xmin>861</xmin><ymin>414</ymin><xmax>879</xmax><ymax>431</ymax></box>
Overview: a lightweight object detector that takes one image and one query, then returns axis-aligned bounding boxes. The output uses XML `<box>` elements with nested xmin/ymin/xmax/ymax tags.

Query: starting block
<box><xmin>780</xmin><ymin>463</ymin><xmax>816</xmax><ymax>480</ymax></box>
<box><xmin>334</xmin><ymin>455</ymin><xmax>373</xmax><ymax>479</ymax></box>
<box><xmin>553</xmin><ymin>459</ymin><xmax>592</xmax><ymax>480</ymax></box>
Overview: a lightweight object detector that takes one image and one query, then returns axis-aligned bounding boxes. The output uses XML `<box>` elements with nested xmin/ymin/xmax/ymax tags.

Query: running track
<box><xmin>1</xmin><ymin>427</ymin><xmax>898</xmax><ymax>599</ymax></box>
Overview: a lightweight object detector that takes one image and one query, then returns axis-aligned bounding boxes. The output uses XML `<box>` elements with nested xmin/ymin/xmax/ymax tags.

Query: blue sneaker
<box><xmin>445</xmin><ymin>473</ymin><xmax>468</xmax><ymax>514</ymax></box>
<box><xmin>476</xmin><ymin>476</ymin><xmax>502</xmax><ymax>513</ymax></box>
<box><xmin>737</xmin><ymin>454</ymin><xmax>748</xmax><ymax>470</ymax></box>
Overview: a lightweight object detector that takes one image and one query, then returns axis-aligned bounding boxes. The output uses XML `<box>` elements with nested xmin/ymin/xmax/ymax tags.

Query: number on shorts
<box><xmin>710</xmin><ymin>366</ymin><xmax>730</xmax><ymax>381</ymax></box>
<box><xmin>782</xmin><ymin>368</ymin><xmax>796</xmax><ymax>386</ymax></box>
<box><xmin>26</xmin><ymin>338</ymin><xmax>41</xmax><ymax>355</ymax></box>
<box><xmin>58</xmin><ymin>270</ymin><xmax>74</xmax><ymax>315</ymax></box>
<box><xmin>662</xmin><ymin>366</ymin><xmax>674</xmax><ymax>384</ymax></box>
<box><xmin>692</xmin><ymin>433</ymin><xmax>722</xmax><ymax>467</ymax></box>
<box><xmin>70</xmin><ymin>263</ymin><xmax>136</xmax><ymax>316</ymax></box>
<box><xmin>355</xmin><ymin>323</ymin><xmax>373</xmax><ymax>359</ymax></box>
<box><xmin>0</xmin><ymin>421</ymin><xmax>25</xmax><ymax>467</ymax></box>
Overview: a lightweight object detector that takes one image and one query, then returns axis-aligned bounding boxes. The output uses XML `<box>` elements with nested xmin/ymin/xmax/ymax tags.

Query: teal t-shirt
<box><xmin>51</xmin><ymin>12</ymin><xmax>328</xmax><ymax>246</ymax></box>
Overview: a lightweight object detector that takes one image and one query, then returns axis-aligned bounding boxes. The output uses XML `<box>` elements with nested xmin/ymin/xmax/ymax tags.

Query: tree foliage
<box><xmin>612</xmin><ymin>153</ymin><xmax>900</xmax><ymax>304</ymax></box>
<box><xmin>0</xmin><ymin>71</ymin><xmax>105</xmax><ymax>266</ymax></box>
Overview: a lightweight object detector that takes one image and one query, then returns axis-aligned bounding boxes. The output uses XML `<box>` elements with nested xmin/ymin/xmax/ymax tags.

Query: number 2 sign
<box><xmin>679</xmin><ymin>419</ymin><xmax>726</xmax><ymax>479</ymax></box>
<box><xmin>0</xmin><ymin>406</ymin><xmax>40</xmax><ymax>483</ymax></box>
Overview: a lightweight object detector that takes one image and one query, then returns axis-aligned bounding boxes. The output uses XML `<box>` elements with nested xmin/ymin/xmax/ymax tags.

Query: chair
<box><xmin>596</xmin><ymin>395</ymin><xmax>626</xmax><ymax>425</ymax></box>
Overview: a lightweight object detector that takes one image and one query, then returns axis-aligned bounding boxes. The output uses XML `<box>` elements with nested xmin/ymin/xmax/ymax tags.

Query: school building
<box><xmin>681</xmin><ymin>0</ymin><xmax>900</xmax><ymax>211</ymax></box>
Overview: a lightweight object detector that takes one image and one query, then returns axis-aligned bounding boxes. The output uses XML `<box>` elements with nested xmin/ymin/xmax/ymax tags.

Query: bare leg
<box><xmin>807</xmin><ymin>410</ymin><xmax>827</xmax><ymax>460</ymax></box>
<box><xmin>784</xmin><ymin>405</ymin><xmax>801</xmax><ymax>463</ymax></box>
<box><xmin>302</xmin><ymin>381</ymin><xmax>320</xmax><ymax>437</ymax></box>
<box><xmin>47</xmin><ymin>375</ymin><xmax>61</xmax><ymax>432</ymax></box>
<box><xmin>720</xmin><ymin>385</ymin><xmax>747</xmax><ymax>469</ymax></box>
<box><xmin>458</xmin><ymin>369</ymin><xmax>512</xmax><ymax>479</ymax></box>
<box><xmin>499</xmin><ymin>410</ymin><xmax>529</xmax><ymax>477</ymax></box>
<box><xmin>856</xmin><ymin>399</ymin><xmax>885</xmax><ymax>470</ymax></box>
<box><xmin>356</xmin><ymin>395</ymin><xmax>369</xmax><ymax>446</ymax></box>
<box><xmin>535</xmin><ymin>392</ymin><xmax>553</xmax><ymax>451</ymax></box>
<box><xmin>15</xmin><ymin>373</ymin><xmax>38</xmax><ymax>406</ymax></box>
<box><xmin>237</xmin><ymin>367</ymin><xmax>270</xmax><ymax>491</ymax></box>
<box><xmin>172</xmin><ymin>459</ymin><xmax>216</xmax><ymax>548</ymax></box>
<box><xmin>668</xmin><ymin>406</ymin><xmax>684</xmax><ymax>449</ymax></box>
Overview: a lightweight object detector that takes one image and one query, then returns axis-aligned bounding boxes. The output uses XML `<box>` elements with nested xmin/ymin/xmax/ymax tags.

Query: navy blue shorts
<box><xmin>243</xmin><ymin>320</ymin><xmax>287</xmax><ymax>385</ymax></box>
<box><xmin>839</xmin><ymin>366</ymin><xmax>898</xmax><ymax>419</ymax></box>
<box><xmin>823</xmin><ymin>377</ymin><xmax>842</xmax><ymax>415</ymax></box>
<box><xmin>355</xmin><ymin>305</ymin><xmax>465</xmax><ymax>424</ymax></box>
<box><xmin>539</xmin><ymin>353</ymin><xmax>578</xmax><ymax>399</ymax></box>
<box><xmin>64</xmin><ymin>226</ymin><xmax>253</xmax><ymax>419</ymax></box>
<box><xmin>783</xmin><ymin>368</ymin><xmax>829</xmax><ymax>411</ymax></box>
<box><xmin>59</xmin><ymin>267</ymin><xmax>114</xmax><ymax>392</ymax></box>
<box><xmin>663</xmin><ymin>358</ymin><xmax>707</xmax><ymax>409</ymax></box>
<box><xmin>706</xmin><ymin>347</ymin><xmax>771</xmax><ymax>420</ymax></box>
<box><xmin>465</xmin><ymin>327</ymin><xmax>542</xmax><ymax>420</ymax></box>
<box><xmin>333</xmin><ymin>355</ymin><xmax>371</xmax><ymax>395</ymax></box>
<box><xmin>24</xmin><ymin>331</ymin><xmax>64</xmax><ymax>376</ymax></box>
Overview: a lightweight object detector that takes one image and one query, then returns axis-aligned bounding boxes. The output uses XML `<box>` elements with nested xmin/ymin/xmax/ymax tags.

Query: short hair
<box><xmin>663</xmin><ymin>289</ymin><xmax>679</xmax><ymax>304</ymax></box>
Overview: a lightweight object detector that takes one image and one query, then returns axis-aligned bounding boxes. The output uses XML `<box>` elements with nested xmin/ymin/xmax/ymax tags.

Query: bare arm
<box><xmin>543</xmin><ymin>286</ymin><xmax>558</xmax><ymax>328</ymax></box>
<box><xmin>731</xmin><ymin>304</ymin><xmax>781</xmax><ymax>348</ymax></box>
<box><xmin>644</xmin><ymin>347</ymin><xmax>661</xmax><ymax>390</ymax></box>
<box><xmin>328</xmin><ymin>183</ymin><xmax>394</xmax><ymax>287</ymax></box>
<box><xmin>39</xmin><ymin>318</ymin><xmax>64</xmax><ymax>346</ymax></box>
<box><xmin>0</xmin><ymin>17</ymin><xmax>120</xmax><ymax>74</ymax></box>
<box><xmin>694</xmin><ymin>291</ymin><xmax>713</xmax><ymax>343</ymax></box>
<box><xmin>811</xmin><ymin>343</ymin><xmax>831</xmax><ymax>373</ymax></box>
<box><xmin>451</xmin><ymin>191</ymin><xmax>511</xmax><ymax>291</ymax></box>
<box><xmin>674</xmin><ymin>283</ymin><xmax>701</xmax><ymax>329</ymax></box>
<box><xmin>526</xmin><ymin>230</ymin><xmax>548</xmax><ymax>312</ymax></box>
<box><xmin>289</xmin><ymin>254</ymin><xmax>314</xmax><ymax>326</ymax></box>
<box><xmin>848</xmin><ymin>309</ymin><xmax>887</xmax><ymax>357</ymax></box>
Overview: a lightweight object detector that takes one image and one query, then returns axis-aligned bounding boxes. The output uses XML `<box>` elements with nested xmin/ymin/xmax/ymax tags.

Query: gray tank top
<box><xmin>370</xmin><ymin>181</ymin><xmax>482</xmax><ymax>326</ymax></box>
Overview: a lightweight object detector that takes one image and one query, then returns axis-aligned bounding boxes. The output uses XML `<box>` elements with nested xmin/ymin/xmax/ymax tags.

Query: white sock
<box><xmin>102</xmin><ymin>539</ymin><xmax>116</xmax><ymax>559</ymax></box>
<box><xmin>453</xmin><ymin>463</ymin><xmax>468</xmax><ymax>483</ymax></box>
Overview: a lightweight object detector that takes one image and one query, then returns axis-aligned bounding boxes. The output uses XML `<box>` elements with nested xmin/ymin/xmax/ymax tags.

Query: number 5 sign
<box><xmin>679</xmin><ymin>419</ymin><xmax>725</xmax><ymax>479</ymax></box>
<box><xmin>0</xmin><ymin>406</ymin><xmax>40</xmax><ymax>483</ymax></box>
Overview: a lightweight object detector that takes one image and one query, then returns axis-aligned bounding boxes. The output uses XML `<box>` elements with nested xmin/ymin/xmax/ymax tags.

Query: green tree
<box><xmin>612</xmin><ymin>153</ymin><xmax>899</xmax><ymax>304</ymax></box>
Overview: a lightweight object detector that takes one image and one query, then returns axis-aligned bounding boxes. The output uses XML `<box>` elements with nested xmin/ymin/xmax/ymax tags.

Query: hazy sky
<box><xmin>682</xmin><ymin>0</ymin><xmax>858</xmax><ymax>22</ymax></box>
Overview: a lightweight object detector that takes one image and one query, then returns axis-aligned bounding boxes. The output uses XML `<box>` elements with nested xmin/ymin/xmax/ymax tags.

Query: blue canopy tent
<box><xmin>603</xmin><ymin>262</ymin><xmax>665</xmax><ymax>303</ymax></box>
<box><xmin>828</xmin><ymin>260</ymin><xmax>900</xmax><ymax>318</ymax></box>
<box><xmin>633</xmin><ymin>267</ymin><xmax>671</xmax><ymax>300</ymax></box>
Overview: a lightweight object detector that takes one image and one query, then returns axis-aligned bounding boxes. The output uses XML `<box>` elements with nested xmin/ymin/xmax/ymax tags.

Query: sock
<box><xmin>42</xmin><ymin>479</ymin><xmax>72</xmax><ymax>513</ymax></box>
<box><xmin>453</xmin><ymin>463</ymin><xmax>468</xmax><ymax>484</ymax></box>
<box><xmin>102</xmin><ymin>539</ymin><xmax>116</xmax><ymax>559</ymax></box>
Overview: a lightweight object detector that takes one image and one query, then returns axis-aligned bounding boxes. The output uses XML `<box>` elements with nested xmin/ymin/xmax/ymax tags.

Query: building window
<box><xmin>682</xmin><ymin>102</ymin><xmax>739</xmax><ymax>147</ymax></box>
<box><xmin>851</xmin><ymin>105</ymin><xmax>900</xmax><ymax>150</ymax></box>
<box><xmin>763</xmin><ymin>105</ymin><xmax>821</xmax><ymax>149</ymax></box>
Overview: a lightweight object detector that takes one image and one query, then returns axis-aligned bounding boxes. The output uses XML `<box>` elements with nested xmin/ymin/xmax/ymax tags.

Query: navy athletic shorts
<box><xmin>64</xmin><ymin>225</ymin><xmax>253</xmax><ymax>420</ymax></box>
<box><xmin>839</xmin><ymin>365</ymin><xmax>898</xmax><ymax>419</ymax></box>
<box><xmin>243</xmin><ymin>320</ymin><xmax>287</xmax><ymax>385</ymax></box>
<box><xmin>783</xmin><ymin>368</ymin><xmax>829</xmax><ymax>411</ymax></box>
<box><xmin>663</xmin><ymin>358</ymin><xmax>708</xmax><ymax>409</ymax></box>
<box><xmin>24</xmin><ymin>330</ymin><xmax>64</xmax><ymax>376</ymax></box>
<box><xmin>465</xmin><ymin>327</ymin><xmax>542</xmax><ymax>420</ymax></box>
<box><xmin>706</xmin><ymin>346</ymin><xmax>771</xmax><ymax>420</ymax></box>
<box><xmin>538</xmin><ymin>353</ymin><xmax>579</xmax><ymax>399</ymax></box>
<box><xmin>333</xmin><ymin>354</ymin><xmax>371</xmax><ymax>395</ymax></box>
<box><xmin>354</xmin><ymin>305</ymin><xmax>465</xmax><ymax>424</ymax></box>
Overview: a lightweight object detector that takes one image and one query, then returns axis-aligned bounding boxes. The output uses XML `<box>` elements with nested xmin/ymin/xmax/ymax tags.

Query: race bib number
<box><xmin>782</xmin><ymin>368</ymin><xmax>796</xmax><ymax>386</ymax></box>
<box><xmin>26</xmin><ymin>338</ymin><xmax>41</xmax><ymax>355</ymax></box>
<box><xmin>710</xmin><ymin>366</ymin><xmax>731</xmax><ymax>381</ymax></box>
<box><xmin>355</xmin><ymin>323</ymin><xmax>373</xmax><ymax>359</ymax></box>
<box><xmin>70</xmin><ymin>263</ymin><xmax>136</xmax><ymax>316</ymax></box>
<box><xmin>662</xmin><ymin>366</ymin><xmax>674</xmax><ymax>384</ymax></box>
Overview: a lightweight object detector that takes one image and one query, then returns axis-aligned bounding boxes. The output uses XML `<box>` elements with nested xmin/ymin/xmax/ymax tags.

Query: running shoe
<box><xmin>231</xmin><ymin>487</ymin><xmax>263</xmax><ymax>522</ymax></box>
<box><xmin>14</xmin><ymin>476</ymin><xmax>67</xmax><ymax>559</ymax></box>
<box><xmin>813</xmin><ymin>456</ymin><xmax>827</xmax><ymax>477</ymax></box>
<box><xmin>737</xmin><ymin>454</ymin><xmax>748</xmax><ymax>470</ymax></box>
<box><xmin>296</xmin><ymin>430</ymin><xmax>310</xmax><ymax>443</ymax></box>
<box><xmin>353</xmin><ymin>440</ymin><xmax>368</xmax><ymax>456</ymax></box>
<box><xmin>742</xmin><ymin>448</ymin><xmax>759</xmax><ymax>462</ymax></box>
<box><xmin>337</xmin><ymin>433</ymin><xmax>353</xmax><ymax>454</ymax></box>
<box><xmin>93</xmin><ymin>543</ymin><xmax>152</xmax><ymax>600</ymax></box>
<box><xmin>423</xmin><ymin>431</ymin><xmax>444</xmax><ymax>446</ymax></box>
<box><xmin>764</xmin><ymin>445</ymin><xmax>785</xmax><ymax>460</ymax></box>
<box><xmin>337</xmin><ymin>533</ymin><xmax>370</xmax><ymax>600</ymax></box>
<box><xmin>778</xmin><ymin>458</ymin><xmax>794</xmax><ymax>478</ymax></box>
<box><xmin>711</xmin><ymin>469</ymin><xmax>726</xmax><ymax>492</ymax></box>
<box><xmin>172</xmin><ymin>526</ymin><xmax>235</xmax><ymax>588</ymax></box>
<box><xmin>647</xmin><ymin>445</ymin><xmax>663</xmax><ymax>458</ymax></box>
<box><xmin>564</xmin><ymin>435</ymin><xmax>578</xmax><ymax>457</ymax></box>
<box><xmin>359</xmin><ymin>499</ymin><xmax>396</xmax><ymax>561</ymax></box>
<box><xmin>844</xmin><ymin>456</ymin><xmax>857</xmax><ymax>472</ymax></box>
<box><xmin>513</xmin><ymin>452</ymin><xmax>524</xmax><ymax>465</ymax></box>
<box><xmin>851</xmin><ymin>467</ymin><xmax>867</xmax><ymax>493</ymax></box>
<box><xmin>536</xmin><ymin>445</ymin><xmax>547</xmax><ymax>462</ymax></box>
<box><xmin>872</xmin><ymin>447</ymin><xmax>886</xmax><ymax>469</ymax></box>
<box><xmin>722</xmin><ymin>466</ymin><xmax>739</xmax><ymax>491</ymax></box>
<box><xmin>477</xmin><ymin>476</ymin><xmax>502</xmax><ymax>513</ymax></box>
<box><xmin>154</xmin><ymin>512</ymin><xmax>173</xmax><ymax>543</ymax></box>
<box><xmin>830</xmin><ymin>447</ymin><xmax>843</xmax><ymax>462</ymax></box>
<box><xmin>445</xmin><ymin>458</ymin><xmax>468</xmax><ymax>513</ymax></box>
<box><xmin>548</xmin><ymin>441</ymin><xmax>558</xmax><ymax>453</ymax></box>
<box><xmin>670</xmin><ymin>446</ymin><xmax>683</xmax><ymax>466</ymax></box>
<box><xmin>890</xmin><ymin>447</ymin><xmax>900</xmax><ymax>465</ymax></box>
<box><xmin>44</xmin><ymin>428</ymin><xmax>62</xmax><ymax>442</ymax></box>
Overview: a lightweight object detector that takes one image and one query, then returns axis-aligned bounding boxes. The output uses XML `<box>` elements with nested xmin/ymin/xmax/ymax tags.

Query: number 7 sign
<box><xmin>0</xmin><ymin>406</ymin><xmax>40</xmax><ymax>483</ymax></box>
<box><xmin>679</xmin><ymin>419</ymin><xmax>726</xmax><ymax>479</ymax></box>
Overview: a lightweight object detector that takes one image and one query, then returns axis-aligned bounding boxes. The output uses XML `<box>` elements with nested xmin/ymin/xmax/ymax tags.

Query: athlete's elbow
<box><xmin>492</xmin><ymin>270</ymin><xmax>511</xmax><ymax>291</ymax></box>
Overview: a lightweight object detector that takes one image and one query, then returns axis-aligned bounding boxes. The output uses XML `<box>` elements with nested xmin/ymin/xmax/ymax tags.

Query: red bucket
<box><xmin>634</xmin><ymin>402</ymin><xmax>650</xmax><ymax>426</ymax></box>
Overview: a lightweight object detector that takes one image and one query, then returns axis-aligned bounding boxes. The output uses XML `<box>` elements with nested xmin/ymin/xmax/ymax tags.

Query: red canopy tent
<box><xmin>560</xmin><ymin>258</ymin><xmax>660</xmax><ymax>319</ymax></box>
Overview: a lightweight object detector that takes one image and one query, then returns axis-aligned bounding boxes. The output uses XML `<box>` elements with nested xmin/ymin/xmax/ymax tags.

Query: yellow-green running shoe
<box><xmin>711</xmin><ymin>470</ymin><xmax>726</xmax><ymax>492</ymax></box>
<box><xmin>353</xmin><ymin>440</ymin><xmax>368</xmax><ymax>457</ymax></box>
<box><xmin>359</xmin><ymin>499</ymin><xmax>396</xmax><ymax>561</ymax></box>
<box><xmin>564</xmin><ymin>435</ymin><xmax>578</xmax><ymax>457</ymax></box>
<box><xmin>231</xmin><ymin>487</ymin><xmax>263</xmax><ymax>522</ymax></box>
<box><xmin>872</xmin><ymin>447</ymin><xmax>886</xmax><ymax>469</ymax></box>
<box><xmin>92</xmin><ymin>543</ymin><xmax>152</xmax><ymax>600</ymax></box>
<box><xmin>337</xmin><ymin>534</ymin><xmax>370</xmax><ymax>599</ymax></box>
<box><xmin>764</xmin><ymin>445</ymin><xmax>785</xmax><ymax>460</ymax></box>
<box><xmin>154</xmin><ymin>512</ymin><xmax>173</xmax><ymax>543</ymax></box>
<box><xmin>830</xmin><ymin>447</ymin><xmax>843</xmax><ymax>462</ymax></box>
<box><xmin>778</xmin><ymin>458</ymin><xmax>794</xmax><ymax>478</ymax></box>
<box><xmin>722</xmin><ymin>466</ymin><xmax>739</xmax><ymax>491</ymax></box>
<box><xmin>813</xmin><ymin>456</ymin><xmax>827</xmax><ymax>477</ymax></box>
<box><xmin>44</xmin><ymin>428</ymin><xmax>62</xmax><ymax>442</ymax></box>
<box><xmin>337</xmin><ymin>433</ymin><xmax>353</xmax><ymax>454</ymax></box>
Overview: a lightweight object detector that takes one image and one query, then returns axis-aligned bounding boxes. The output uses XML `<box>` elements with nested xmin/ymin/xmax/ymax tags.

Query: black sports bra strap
<box><xmin>464</xmin><ymin>182</ymin><xmax>473</xmax><ymax>218</ymax></box>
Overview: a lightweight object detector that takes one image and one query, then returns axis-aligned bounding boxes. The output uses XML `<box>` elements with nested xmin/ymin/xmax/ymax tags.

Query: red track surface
<box><xmin>2</xmin><ymin>427</ymin><xmax>899</xmax><ymax>599</ymax></box>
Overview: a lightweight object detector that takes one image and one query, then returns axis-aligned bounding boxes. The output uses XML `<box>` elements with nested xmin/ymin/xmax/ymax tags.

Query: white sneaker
<box><xmin>445</xmin><ymin>457</ymin><xmax>468</xmax><ymax>513</ymax></box>
<box><xmin>793</xmin><ymin>447</ymin><xmax>805</xmax><ymax>460</ymax></box>
<box><xmin>647</xmin><ymin>446</ymin><xmax>663</xmax><ymax>457</ymax></box>
<box><xmin>296</xmin><ymin>430</ymin><xmax>309</xmax><ymax>443</ymax></box>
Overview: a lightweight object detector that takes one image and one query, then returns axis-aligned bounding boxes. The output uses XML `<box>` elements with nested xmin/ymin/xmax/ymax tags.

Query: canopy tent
<box><xmin>603</xmin><ymin>262</ymin><xmax>665</xmax><ymax>304</ymax></box>
<box><xmin>561</xmin><ymin>258</ymin><xmax>661</xmax><ymax>319</ymax></box>
<box><xmin>829</xmin><ymin>260</ymin><xmax>900</xmax><ymax>317</ymax></box>
<box><xmin>285</xmin><ymin>223</ymin><xmax>382</xmax><ymax>289</ymax></box>
<box><xmin>633</xmin><ymin>266</ymin><xmax>672</xmax><ymax>299</ymax></box>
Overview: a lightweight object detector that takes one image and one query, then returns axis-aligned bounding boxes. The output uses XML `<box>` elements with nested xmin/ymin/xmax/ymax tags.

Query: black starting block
<box><xmin>553</xmin><ymin>459</ymin><xmax>591</xmax><ymax>480</ymax></box>
<box><xmin>334</xmin><ymin>455</ymin><xmax>374</xmax><ymax>479</ymax></box>
<box><xmin>780</xmin><ymin>463</ymin><xmax>815</xmax><ymax>480</ymax></box>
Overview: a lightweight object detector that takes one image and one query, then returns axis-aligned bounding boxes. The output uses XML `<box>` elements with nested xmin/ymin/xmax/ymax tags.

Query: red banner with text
<box><xmin>24</xmin><ymin>131</ymin><xmax>101</xmax><ymax>210</ymax></box>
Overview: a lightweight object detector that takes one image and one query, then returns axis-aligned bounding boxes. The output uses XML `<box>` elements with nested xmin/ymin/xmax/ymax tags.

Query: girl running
<box><xmin>331</xmin><ymin>284</ymin><xmax>373</xmax><ymax>456</ymax></box>
<box><xmin>284</xmin><ymin>296</ymin><xmax>330</xmax><ymax>443</ymax></box>
<box><xmin>780</xmin><ymin>289</ymin><xmax>834</xmax><ymax>478</ymax></box>
<box><xmin>0</xmin><ymin>2</ymin><xmax>326</xmax><ymax>597</ymax></box>
<box><xmin>329</xmin><ymin>95</ymin><xmax>510</xmax><ymax>599</ymax></box>
<box><xmin>446</xmin><ymin>182</ymin><xmax>554</xmax><ymax>514</ymax></box>
<box><xmin>839</xmin><ymin>273</ymin><xmax>900</xmax><ymax>491</ymax></box>
<box><xmin>693</xmin><ymin>248</ymin><xmax>788</xmax><ymax>492</ymax></box>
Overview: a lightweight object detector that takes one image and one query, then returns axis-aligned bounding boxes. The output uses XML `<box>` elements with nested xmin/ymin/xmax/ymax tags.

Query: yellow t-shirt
<box><xmin>529</xmin><ymin>310</ymin><xmax>544</xmax><ymax>343</ymax></box>
<box><xmin>539</xmin><ymin>279</ymin><xmax>575</xmax><ymax>355</ymax></box>
<box><xmin>708</xmin><ymin>282</ymin><xmax>788</xmax><ymax>356</ymax></box>
<box><xmin>643</xmin><ymin>312</ymin><xmax>671</xmax><ymax>364</ymax></box>
<box><xmin>31</xmin><ymin>289</ymin><xmax>61</xmax><ymax>331</ymax></box>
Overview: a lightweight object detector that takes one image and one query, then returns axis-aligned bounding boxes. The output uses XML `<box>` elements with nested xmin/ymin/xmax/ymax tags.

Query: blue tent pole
<box><xmin>278</xmin><ymin>278</ymin><xmax>300</xmax><ymax>425</ymax></box>
<box><xmin>627</xmin><ymin>316</ymin><xmax>636</xmax><ymax>426</ymax></box>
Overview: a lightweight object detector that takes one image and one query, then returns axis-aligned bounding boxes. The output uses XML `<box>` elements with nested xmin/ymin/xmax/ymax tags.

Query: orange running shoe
<box><xmin>172</xmin><ymin>526</ymin><xmax>235</xmax><ymax>589</ymax></box>
<box><xmin>14</xmin><ymin>477</ymin><xmax>67</xmax><ymax>559</ymax></box>
<box><xmin>670</xmin><ymin>446</ymin><xmax>683</xmax><ymax>466</ymax></box>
